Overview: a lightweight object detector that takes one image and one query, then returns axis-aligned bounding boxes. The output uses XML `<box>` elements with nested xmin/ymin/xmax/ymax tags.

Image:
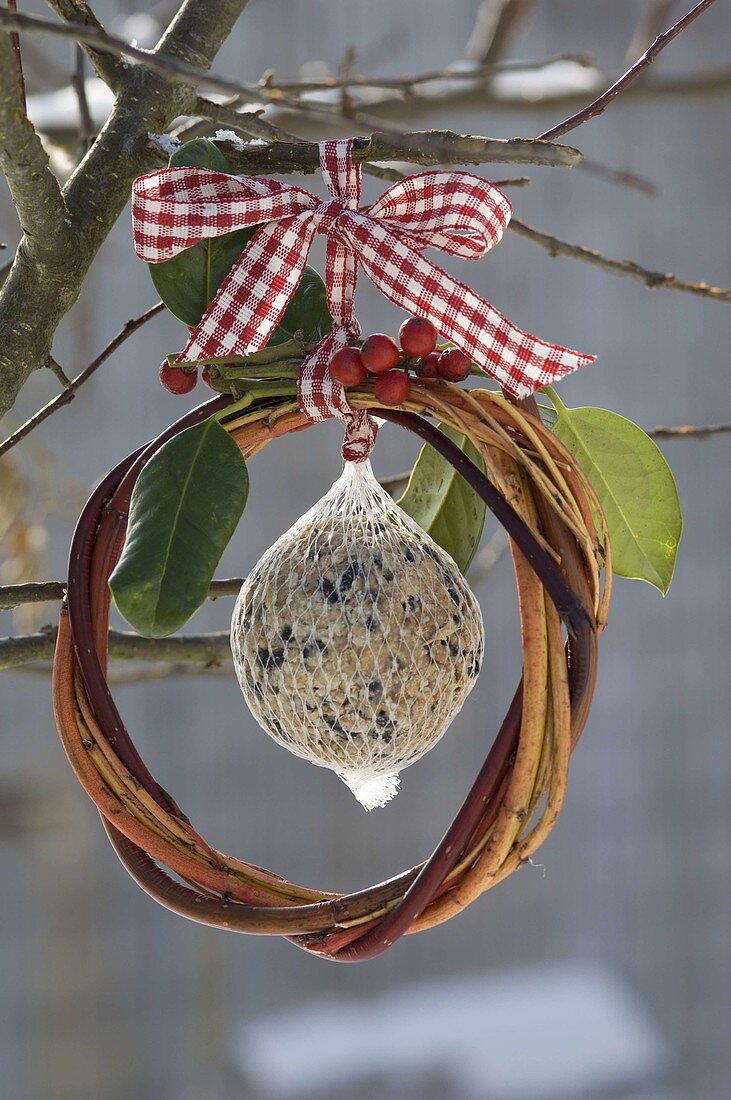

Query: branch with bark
<box><xmin>539</xmin><ymin>0</ymin><xmax>719</xmax><ymax>140</ymax></box>
<box><xmin>150</xmin><ymin>129</ymin><xmax>583</xmax><ymax>171</ymax></box>
<box><xmin>0</xmin><ymin>302</ymin><xmax>164</xmax><ymax>460</ymax></box>
<box><xmin>509</xmin><ymin>219</ymin><xmax>731</xmax><ymax>302</ymax></box>
<box><xmin>0</xmin><ymin>625</ymin><xmax>232</xmax><ymax>671</ymax></box>
<box><xmin>0</xmin><ymin>0</ymin><xmax>251</xmax><ymax>421</ymax></box>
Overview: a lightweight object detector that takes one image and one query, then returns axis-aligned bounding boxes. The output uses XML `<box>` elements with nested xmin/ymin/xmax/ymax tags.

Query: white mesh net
<box><xmin>231</xmin><ymin>460</ymin><xmax>484</xmax><ymax>810</ymax></box>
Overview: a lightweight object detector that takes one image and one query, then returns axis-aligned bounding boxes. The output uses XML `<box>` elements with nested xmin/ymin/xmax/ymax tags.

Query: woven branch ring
<box><xmin>52</xmin><ymin>380</ymin><xmax>611</xmax><ymax>962</ymax></box>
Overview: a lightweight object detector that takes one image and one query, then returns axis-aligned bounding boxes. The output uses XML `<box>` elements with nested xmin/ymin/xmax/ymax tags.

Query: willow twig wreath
<box><xmin>53</xmin><ymin>377</ymin><xmax>610</xmax><ymax>961</ymax></box>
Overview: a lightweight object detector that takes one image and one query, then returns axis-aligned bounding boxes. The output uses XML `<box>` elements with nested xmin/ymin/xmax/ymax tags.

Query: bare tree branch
<box><xmin>280</xmin><ymin>64</ymin><xmax>731</xmax><ymax>127</ymax></box>
<box><xmin>7</xmin><ymin>0</ymin><xmax>26</xmax><ymax>110</ymax></box>
<box><xmin>45</xmin><ymin>0</ymin><xmax>124</xmax><ymax>87</ymax></box>
<box><xmin>0</xmin><ymin>33</ymin><xmax>73</xmax><ymax>263</ymax></box>
<box><xmin>0</xmin><ymin>582</ymin><xmax>66</xmax><ymax>610</ymax></box>
<box><xmin>650</xmin><ymin>422</ymin><xmax>731</xmax><ymax>439</ymax></box>
<box><xmin>0</xmin><ymin>302</ymin><xmax>164</xmax><ymax>460</ymax></box>
<box><xmin>578</xmin><ymin>157</ymin><xmax>659</xmax><ymax>197</ymax></box>
<box><xmin>0</xmin><ymin>0</ymin><xmax>251</xmax><ymax>421</ymax></box>
<box><xmin>71</xmin><ymin>44</ymin><xmax>95</xmax><ymax>154</ymax></box>
<box><xmin>0</xmin><ymin>576</ymin><xmax>247</xmax><ymax>613</ymax></box>
<box><xmin>466</xmin><ymin>0</ymin><xmax>538</xmax><ymax>65</ymax></box>
<box><xmin>0</xmin><ymin>7</ymin><xmax>292</xmax><ymax>105</ymax></box>
<box><xmin>152</xmin><ymin>129</ymin><xmax>583</xmax><ymax>173</ymax></box>
<box><xmin>256</xmin><ymin>53</ymin><xmax>595</xmax><ymax>95</ymax></box>
<box><xmin>188</xmin><ymin>120</ymin><xmax>726</xmax><ymax>306</ymax></box>
<box><xmin>0</xmin><ymin>626</ymin><xmax>233</xmax><ymax>670</ymax></box>
<box><xmin>509</xmin><ymin>218</ymin><xmax>731</xmax><ymax>302</ymax></box>
<box><xmin>626</xmin><ymin>0</ymin><xmax>677</xmax><ymax>63</ymax></box>
<box><xmin>539</xmin><ymin>0</ymin><xmax>720</xmax><ymax>141</ymax></box>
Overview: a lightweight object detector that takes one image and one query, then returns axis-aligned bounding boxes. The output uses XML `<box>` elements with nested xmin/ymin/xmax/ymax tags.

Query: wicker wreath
<box><xmin>52</xmin><ymin>379</ymin><xmax>611</xmax><ymax>962</ymax></box>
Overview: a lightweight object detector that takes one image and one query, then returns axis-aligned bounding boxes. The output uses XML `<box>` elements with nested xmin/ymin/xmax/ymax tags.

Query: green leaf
<box><xmin>269</xmin><ymin>265</ymin><xmax>333</xmax><ymax>346</ymax></box>
<box><xmin>148</xmin><ymin>139</ymin><xmax>258</xmax><ymax>327</ymax></box>
<box><xmin>546</xmin><ymin>388</ymin><xmax>682</xmax><ymax>595</ymax></box>
<box><xmin>169</xmin><ymin>137</ymin><xmax>230</xmax><ymax>173</ymax></box>
<box><xmin>150</xmin><ymin>138</ymin><xmax>332</xmax><ymax>347</ymax></box>
<box><xmin>109</xmin><ymin>419</ymin><xmax>249</xmax><ymax>637</ymax></box>
<box><xmin>397</xmin><ymin>424</ymin><xmax>487</xmax><ymax>573</ymax></box>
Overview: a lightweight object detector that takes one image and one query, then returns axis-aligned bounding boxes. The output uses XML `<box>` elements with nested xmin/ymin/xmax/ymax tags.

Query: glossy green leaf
<box><xmin>397</xmin><ymin>424</ymin><xmax>487</xmax><ymax>573</ymax></box>
<box><xmin>547</xmin><ymin>388</ymin><xmax>682</xmax><ymax>595</ymax></box>
<box><xmin>148</xmin><ymin>140</ymin><xmax>257</xmax><ymax>327</ymax></box>
<box><xmin>269</xmin><ymin>264</ymin><xmax>332</xmax><ymax>345</ymax></box>
<box><xmin>150</xmin><ymin>138</ymin><xmax>332</xmax><ymax>347</ymax></box>
<box><xmin>109</xmin><ymin>419</ymin><xmax>249</xmax><ymax>637</ymax></box>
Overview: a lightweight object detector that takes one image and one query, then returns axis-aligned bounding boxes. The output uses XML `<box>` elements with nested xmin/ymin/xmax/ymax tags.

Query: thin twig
<box><xmin>0</xmin><ymin>576</ymin><xmax>248</xmax><ymax>612</ymax></box>
<box><xmin>539</xmin><ymin>0</ymin><xmax>719</xmax><ymax>140</ymax></box>
<box><xmin>7</xmin><ymin>0</ymin><xmax>26</xmax><ymax>111</ymax></box>
<box><xmin>0</xmin><ymin>8</ymin><xmax>268</xmax><ymax>105</ymax></box>
<box><xmin>509</xmin><ymin>218</ymin><xmax>731</xmax><ymax>302</ymax></box>
<box><xmin>650</xmin><ymin>422</ymin><xmax>731</xmax><ymax>439</ymax></box>
<box><xmin>0</xmin><ymin>6</ymin><xmax>434</xmax><ymax>128</ymax></box>
<box><xmin>0</xmin><ymin>582</ymin><xmax>67</xmax><ymax>610</ymax></box>
<box><xmin>578</xmin><ymin>157</ymin><xmax>659</xmax><ymax>197</ymax></box>
<box><xmin>71</xmin><ymin>44</ymin><xmax>94</xmax><ymax>153</ymax></box>
<box><xmin>0</xmin><ymin>626</ymin><xmax>233</xmax><ymax>671</ymax></box>
<box><xmin>198</xmin><ymin>118</ymin><xmax>726</xmax><ymax>304</ymax></box>
<box><xmin>0</xmin><ymin>303</ymin><xmax>164</xmax><ymax>461</ymax></box>
<box><xmin>257</xmin><ymin>53</ymin><xmax>595</xmax><ymax>95</ymax></box>
<box><xmin>626</xmin><ymin>0</ymin><xmax>677</xmax><ymax>63</ymax></box>
<box><xmin>46</xmin><ymin>0</ymin><xmax>124</xmax><ymax>87</ymax></box>
<box><xmin>273</xmin><ymin>64</ymin><xmax>731</xmax><ymax>127</ymax></box>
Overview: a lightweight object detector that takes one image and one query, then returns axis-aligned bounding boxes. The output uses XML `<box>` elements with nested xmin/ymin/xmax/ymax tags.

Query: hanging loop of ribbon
<box><xmin>132</xmin><ymin>139</ymin><xmax>595</xmax><ymax>461</ymax></box>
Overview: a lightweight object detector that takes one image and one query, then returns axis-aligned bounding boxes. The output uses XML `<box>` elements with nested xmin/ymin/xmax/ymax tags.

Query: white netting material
<box><xmin>231</xmin><ymin>460</ymin><xmax>484</xmax><ymax>809</ymax></box>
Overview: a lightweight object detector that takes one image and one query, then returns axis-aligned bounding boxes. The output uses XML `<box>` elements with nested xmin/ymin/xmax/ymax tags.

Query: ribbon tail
<box><xmin>298</xmin><ymin>329</ymin><xmax>377</xmax><ymax>462</ymax></box>
<box><xmin>176</xmin><ymin>214</ymin><xmax>317</xmax><ymax>364</ymax></box>
<box><xmin>350</xmin><ymin>220</ymin><xmax>595</xmax><ymax>398</ymax></box>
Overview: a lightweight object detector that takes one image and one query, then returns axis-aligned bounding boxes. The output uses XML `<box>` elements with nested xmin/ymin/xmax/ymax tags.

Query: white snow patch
<box><xmin>213</xmin><ymin>130</ymin><xmax>267</xmax><ymax>149</ymax></box>
<box><xmin>151</xmin><ymin>132</ymin><xmax>180</xmax><ymax>157</ymax></box>
<box><xmin>230</xmin><ymin>962</ymin><xmax>669</xmax><ymax>1100</ymax></box>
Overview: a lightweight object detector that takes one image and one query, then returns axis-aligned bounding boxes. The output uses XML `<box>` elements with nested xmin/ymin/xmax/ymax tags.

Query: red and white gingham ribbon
<box><xmin>133</xmin><ymin>140</ymin><xmax>595</xmax><ymax>460</ymax></box>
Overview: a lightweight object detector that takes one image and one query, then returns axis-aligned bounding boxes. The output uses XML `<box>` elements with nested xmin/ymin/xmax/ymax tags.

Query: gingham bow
<box><xmin>132</xmin><ymin>140</ymin><xmax>595</xmax><ymax>458</ymax></box>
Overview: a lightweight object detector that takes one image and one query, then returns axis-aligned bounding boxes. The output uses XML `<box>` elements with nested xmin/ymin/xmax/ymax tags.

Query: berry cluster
<box><xmin>159</xmin><ymin>316</ymin><xmax>473</xmax><ymax>401</ymax></box>
<box><xmin>159</xmin><ymin>360</ymin><xmax>219</xmax><ymax>394</ymax></box>
<box><xmin>329</xmin><ymin>317</ymin><xmax>471</xmax><ymax>407</ymax></box>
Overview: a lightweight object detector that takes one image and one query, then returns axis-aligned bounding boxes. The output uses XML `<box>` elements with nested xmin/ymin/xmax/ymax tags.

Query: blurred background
<box><xmin>1</xmin><ymin>2</ymin><xmax>730</xmax><ymax>1098</ymax></box>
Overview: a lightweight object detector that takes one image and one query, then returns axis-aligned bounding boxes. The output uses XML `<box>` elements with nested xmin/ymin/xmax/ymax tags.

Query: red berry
<box><xmin>415</xmin><ymin>352</ymin><xmax>440</xmax><ymax>379</ymax></box>
<box><xmin>399</xmin><ymin>316</ymin><xmax>438</xmax><ymax>358</ymax></box>
<box><xmin>437</xmin><ymin>348</ymin><xmax>471</xmax><ymax>382</ymax></box>
<box><xmin>373</xmin><ymin>369</ymin><xmax>410</xmax><ymax>407</ymax></box>
<box><xmin>360</xmin><ymin>333</ymin><xmax>400</xmax><ymax>375</ymax></box>
<box><xmin>330</xmin><ymin>346</ymin><xmax>367</xmax><ymax>388</ymax></box>
<box><xmin>160</xmin><ymin>360</ymin><xmax>197</xmax><ymax>394</ymax></box>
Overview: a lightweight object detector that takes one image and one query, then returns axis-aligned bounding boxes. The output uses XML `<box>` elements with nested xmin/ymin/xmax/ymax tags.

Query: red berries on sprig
<box><xmin>160</xmin><ymin>315</ymin><xmax>474</xmax><ymax>403</ymax></box>
<box><xmin>330</xmin><ymin>346</ymin><xmax>368</xmax><ymax>388</ymax></box>
<box><xmin>160</xmin><ymin>360</ymin><xmax>198</xmax><ymax>394</ymax></box>
<box><xmin>328</xmin><ymin>315</ymin><xmax>474</xmax><ymax>408</ymax></box>
<box><xmin>435</xmin><ymin>348</ymin><xmax>471</xmax><ymax>383</ymax></box>
<box><xmin>360</xmin><ymin>334</ymin><xmax>400</xmax><ymax>375</ymax></box>
<box><xmin>398</xmin><ymin>317</ymin><xmax>438</xmax><ymax>359</ymax></box>
<box><xmin>373</xmin><ymin>369</ymin><xmax>410</xmax><ymax>407</ymax></box>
